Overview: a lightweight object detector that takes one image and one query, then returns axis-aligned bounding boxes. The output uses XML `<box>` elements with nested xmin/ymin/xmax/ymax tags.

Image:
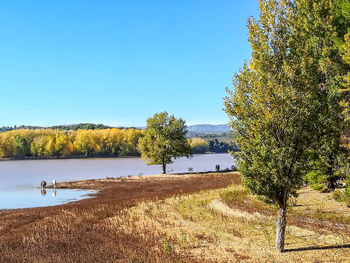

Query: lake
<box><xmin>0</xmin><ymin>153</ymin><xmax>234</xmax><ymax>209</ymax></box>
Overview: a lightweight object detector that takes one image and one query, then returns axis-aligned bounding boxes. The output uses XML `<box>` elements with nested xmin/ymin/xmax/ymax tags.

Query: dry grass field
<box><xmin>0</xmin><ymin>172</ymin><xmax>349</xmax><ymax>262</ymax></box>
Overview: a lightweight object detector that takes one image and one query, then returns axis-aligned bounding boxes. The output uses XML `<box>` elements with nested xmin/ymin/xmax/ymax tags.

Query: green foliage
<box><xmin>225</xmin><ymin>0</ymin><xmax>347</xmax><ymax>251</ymax></box>
<box><xmin>225</xmin><ymin>0</ymin><xmax>316</xmax><ymax>207</ymax></box>
<box><xmin>333</xmin><ymin>0</ymin><xmax>350</xmax><ymax>44</ymax></box>
<box><xmin>333</xmin><ymin>189</ymin><xmax>350</xmax><ymax>204</ymax></box>
<box><xmin>13</xmin><ymin>135</ymin><xmax>30</xmax><ymax>157</ymax></box>
<box><xmin>138</xmin><ymin>112</ymin><xmax>192</xmax><ymax>174</ymax></box>
<box><xmin>208</xmin><ymin>139</ymin><xmax>236</xmax><ymax>153</ymax></box>
<box><xmin>186</xmin><ymin>132</ymin><xmax>239</xmax><ymax>153</ymax></box>
<box><xmin>310</xmin><ymin>184</ymin><xmax>328</xmax><ymax>192</ymax></box>
<box><xmin>345</xmin><ymin>186</ymin><xmax>350</xmax><ymax>197</ymax></box>
<box><xmin>304</xmin><ymin>171</ymin><xmax>326</xmax><ymax>185</ymax></box>
<box><xmin>304</xmin><ymin>170</ymin><xmax>329</xmax><ymax>192</ymax></box>
<box><xmin>0</xmin><ymin>123</ymin><xmax>114</xmax><ymax>132</ymax></box>
<box><xmin>301</xmin><ymin>0</ymin><xmax>350</xmax><ymax>189</ymax></box>
<box><xmin>225</xmin><ymin>0</ymin><xmax>348</xmax><ymax>203</ymax></box>
<box><xmin>50</xmin><ymin>123</ymin><xmax>112</xmax><ymax>130</ymax></box>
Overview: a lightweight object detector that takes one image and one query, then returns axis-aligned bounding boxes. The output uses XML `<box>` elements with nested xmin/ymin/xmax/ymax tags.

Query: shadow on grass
<box><xmin>285</xmin><ymin>244</ymin><xmax>350</xmax><ymax>252</ymax></box>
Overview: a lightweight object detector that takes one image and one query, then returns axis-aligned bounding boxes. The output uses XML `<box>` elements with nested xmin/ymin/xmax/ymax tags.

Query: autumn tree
<box><xmin>138</xmin><ymin>112</ymin><xmax>192</xmax><ymax>174</ymax></box>
<box><xmin>189</xmin><ymin>138</ymin><xmax>209</xmax><ymax>154</ymax></box>
<box><xmin>0</xmin><ymin>128</ymin><xmax>144</xmax><ymax>159</ymax></box>
<box><xmin>224</xmin><ymin>0</ymin><xmax>345</xmax><ymax>252</ymax></box>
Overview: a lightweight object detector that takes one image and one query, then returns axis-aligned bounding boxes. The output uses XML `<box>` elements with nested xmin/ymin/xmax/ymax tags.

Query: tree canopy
<box><xmin>224</xmin><ymin>0</ymin><xmax>348</xmax><ymax>252</ymax></box>
<box><xmin>0</xmin><ymin>128</ymin><xmax>143</xmax><ymax>158</ymax></box>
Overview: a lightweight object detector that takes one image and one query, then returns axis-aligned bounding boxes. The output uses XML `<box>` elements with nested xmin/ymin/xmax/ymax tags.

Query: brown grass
<box><xmin>118</xmin><ymin>182</ymin><xmax>350</xmax><ymax>262</ymax></box>
<box><xmin>0</xmin><ymin>172</ymin><xmax>238</xmax><ymax>263</ymax></box>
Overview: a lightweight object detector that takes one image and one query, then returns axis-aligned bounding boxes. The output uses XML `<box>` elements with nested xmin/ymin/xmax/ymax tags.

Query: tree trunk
<box><xmin>275</xmin><ymin>206</ymin><xmax>287</xmax><ymax>252</ymax></box>
<box><xmin>162</xmin><ymin>162</ymin><xmax>166</xmax><ymax>174</ymax></box>
<box><xmin>327</xmin><ymin>153</ymin><xmax>336</xmax><ymax>189</ymax></box>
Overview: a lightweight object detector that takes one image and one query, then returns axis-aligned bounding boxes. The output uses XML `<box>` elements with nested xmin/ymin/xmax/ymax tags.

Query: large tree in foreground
<box><xmin>225</xmin><ymin>0</ymin><xmax>345</xmax><ymax>252</ymax></box>
<box><xmin>138</xmin><ymin>112</ymin><xmax>192</xmax><ymax>174</ymax></box>
<box><xmin>301</xmin><ymin>0</ymin><xmax>349</xmax><ymax>189</ymax></box>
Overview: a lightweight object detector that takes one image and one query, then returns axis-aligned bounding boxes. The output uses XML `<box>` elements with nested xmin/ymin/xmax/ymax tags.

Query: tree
<box><xmin>138</xmin><ymin>112</ymin><xmax>192</xmax><ymax>174</ymax></box>
<box><xmin>13</xmin><ymin>135</ymin><xmax>30</xmax><ymax>157</ymax></box>
<box><xmin>189</xmin><ymin>138</ymin><xmax>209</xmax><ymax>154</ymax></box>
<box><xmin>224</xmin><ymin>0</ymin><xmax>344</xmax><ymax>252</ymax></box>
<box><xmin>295</xmin><ymin>0</ymin><xmax>349</xmax><ymax>190</ymax></box>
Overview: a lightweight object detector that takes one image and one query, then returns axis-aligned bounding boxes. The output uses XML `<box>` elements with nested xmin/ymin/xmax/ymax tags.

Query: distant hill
<box><xmin>187</xmin><ymin>124</ymin><xmax>230</xmax><ymax>134</ymax></box>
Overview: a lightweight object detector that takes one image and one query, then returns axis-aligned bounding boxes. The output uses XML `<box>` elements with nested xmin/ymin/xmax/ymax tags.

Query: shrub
<box><xmin>345</xmin><ymin>187</ymin><xmax>350</xmax><ymax>198</ymax></box>
<box><xmin>333</xmin><ymin>189</ymin><xmax>346</xmax><ymax>202</ymax></box>
<box><xmin>311</xmin><ymin>184</ymin><xmax>328</xmax><ymax>192</ymax></box>
<box><xmin>304</xmin><ymin>171</ymin><xmax>329</xmax><ymax>192</ymax></box>
<box><xmin>304</xmin><ymin>171</ymin><xmax>326</xmax><ymax>185</ymax></box>
<box><xmin>333</xmin><ymin>189</ymin><xmax>350</xmax><ymax>207</ymax></box>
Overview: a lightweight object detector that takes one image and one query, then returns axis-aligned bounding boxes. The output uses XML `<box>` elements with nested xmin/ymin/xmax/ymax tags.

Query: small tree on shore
<box><xmin>138</xmin><ymin>112</ymin><xmax>192</xmax><ymax>174</ymax></box>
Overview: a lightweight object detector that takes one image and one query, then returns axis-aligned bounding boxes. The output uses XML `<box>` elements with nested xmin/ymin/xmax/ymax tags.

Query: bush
<box><xmin>345</xmin><ymin>187</ymin><xmax>350</xmax><ymax>198</ymax></box>
<box><xmin>333</xmin><ymin>189</ymin><xmax>346</xmax><ymax>202</ymax></box>
<box><xmin>304</xmin><ymin>171</ymin><xmax>329</xmax><ymax>192</ymax></box>
<box><xmin>304</xmin><ymin>171</ymin><xmax>326</xmax><ymax>185</ymax></box>
<box><xmin>311</xmin><ymin>184</ymin><xmax>328</xmax><ymax>192</ymax></box>
<box><xmin>333</xmin><ymin>189</ymin><xmax>350</xmax><ymax>207</ymax></box>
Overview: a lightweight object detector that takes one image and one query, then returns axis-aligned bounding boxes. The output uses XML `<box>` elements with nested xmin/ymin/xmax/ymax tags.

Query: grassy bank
<box><xmin>0</xmin><ymin>172</ymin><xmax>349</xmax><ymax>262</ymax></box>
<box><xmin>127</xmin><ymin>184</ymin><xmax>350</xmax><ymax>262</ymax></box>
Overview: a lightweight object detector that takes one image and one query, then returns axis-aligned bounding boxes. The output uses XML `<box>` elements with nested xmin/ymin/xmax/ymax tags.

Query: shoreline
<box><xmin>0</xmin><ymin>152</ymin><xmax>232</xmax><ymax>162</ymax></box>
<box><xmin>43</xmin><ymin>169</ymin><xmax>237</xmax><ymax>190</ymax></box>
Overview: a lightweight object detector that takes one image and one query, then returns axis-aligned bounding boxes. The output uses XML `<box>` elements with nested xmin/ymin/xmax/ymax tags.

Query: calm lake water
<box><xmin>0</xmin><ymin>153</ymin><xmax>234</xmax><ymax>209</ymax></box>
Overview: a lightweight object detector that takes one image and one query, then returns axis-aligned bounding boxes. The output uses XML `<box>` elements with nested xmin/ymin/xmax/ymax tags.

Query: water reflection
<box><xmin>0</xmin><ymin>187</ymin><xmax>96</xmax><ymax>210</ymax></box>
<box><xmin>39</xmin><ymin>188</ymin><xmax>57</xmax><ymax>197</ymax></box>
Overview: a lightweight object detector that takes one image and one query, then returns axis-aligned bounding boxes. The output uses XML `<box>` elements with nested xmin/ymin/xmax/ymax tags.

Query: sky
<box><xmin>0</xmin><ymin>0</ymin><xmax>259</xmax><ymax>127</ymax></box>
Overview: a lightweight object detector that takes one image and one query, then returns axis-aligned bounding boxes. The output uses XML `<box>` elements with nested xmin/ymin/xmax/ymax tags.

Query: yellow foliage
<box><xmin>189</xmin><ymin>138</ymin><xmax>208</xmax><ymax>154</ymax></box>
<box><xmin>0</xmin><ymin>128</ymin><xmax>144</xmax><ymax>158</ymax></box>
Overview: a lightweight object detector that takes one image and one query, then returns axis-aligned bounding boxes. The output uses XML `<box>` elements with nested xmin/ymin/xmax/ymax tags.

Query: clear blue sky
<box><xmin>0</xmin><ymin>0</ymin><xmax>259</xmax><ymax>127</ymax></box>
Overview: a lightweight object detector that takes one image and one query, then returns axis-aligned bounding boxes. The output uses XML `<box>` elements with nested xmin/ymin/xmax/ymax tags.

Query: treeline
<box><xmin>0</xmin><ymin>123</ymin><xmax>116</xmax><ymax>132</ymax></box>
<box><xmin>0</xmin><ymin>129</ymin><xmax>143</xmax><ymax>158</ymax></box>
<box><xmin>50</xmin><ymin>123</ymin><xmax>113</xmax><ymax>130</ymax></box>
<box><xmin>187</xmin><ymin>132</ymin><xmax>233</xmax><ymax>142</ymax></box>
<box><xmin>208</xmin><ymin>139</ymin><xmax>237</xmax><ymax>153</ymax></box>
<box><xmin>188</xmin><ymin>138</ymin><xmax>238</xmax><ymax>154</ymax></box>
<box><xmin>0</xmin><ymin>129</ymin><xmax>236</xmax><ymax>159</ymax></box>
